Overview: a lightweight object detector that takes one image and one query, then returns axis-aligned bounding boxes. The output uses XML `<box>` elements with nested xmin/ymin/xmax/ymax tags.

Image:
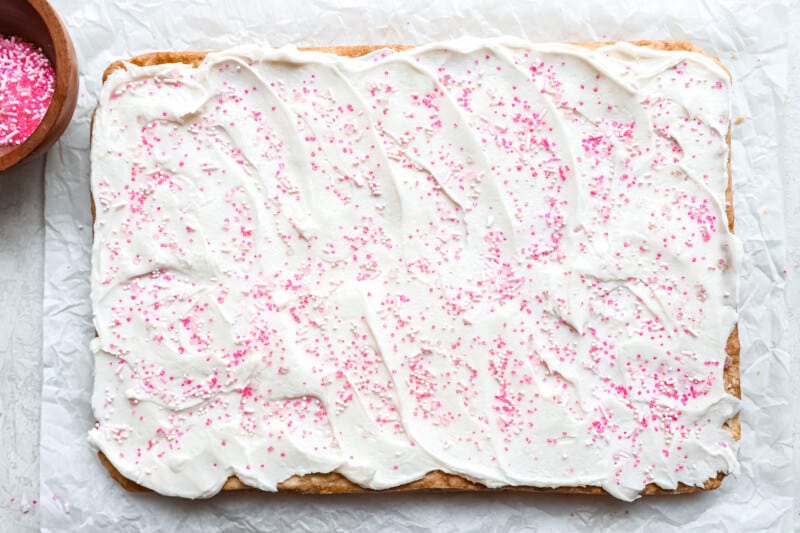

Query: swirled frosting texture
<box><xmin>89</xmin><ymin>38</ymin><xmax>740</xmax><ymax>501</ymax></box>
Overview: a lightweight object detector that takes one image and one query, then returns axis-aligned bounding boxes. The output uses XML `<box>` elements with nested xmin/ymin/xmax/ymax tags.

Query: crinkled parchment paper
<box><xmin>38</xmin><ymin>0</ymin><xmax>793</xmax><ymax>530</ymax></box>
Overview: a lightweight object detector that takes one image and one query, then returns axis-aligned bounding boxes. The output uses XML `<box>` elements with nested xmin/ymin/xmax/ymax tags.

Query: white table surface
<box><xmin>0</xmin><ymin>1</ymin><xmax>797</xmax><ymax>531</ymax></box>
<box><xmin>0</xmin><ymin>157</ymin><xmax>45</xmax><ymax>532</ymax></box>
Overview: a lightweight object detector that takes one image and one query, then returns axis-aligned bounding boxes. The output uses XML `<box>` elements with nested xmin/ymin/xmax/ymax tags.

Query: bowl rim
<box><xmin>0</xmin><ymin>0</ymin><xmax>76</xmax><ymax>171</ymax></box>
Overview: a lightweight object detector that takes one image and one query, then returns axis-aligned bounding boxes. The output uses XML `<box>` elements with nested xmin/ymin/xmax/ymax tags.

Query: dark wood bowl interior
<box><xmin>0</xmin><ymin>0</ymin><xmax>78</xmax><ymax>171</ymax></box>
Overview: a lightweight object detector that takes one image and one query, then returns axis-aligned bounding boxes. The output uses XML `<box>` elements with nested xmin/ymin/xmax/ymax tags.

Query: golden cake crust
<box><xmin>94</xmin><ymin>40</ymin><xmax>740</xmax><ymax>498</ymax></box>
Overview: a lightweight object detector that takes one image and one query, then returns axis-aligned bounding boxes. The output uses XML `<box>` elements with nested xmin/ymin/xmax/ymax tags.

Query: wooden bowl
<box><xmin>0</xmin><ymin>0</ymin><xmax>78</xmax><ymax>172</ymax></box>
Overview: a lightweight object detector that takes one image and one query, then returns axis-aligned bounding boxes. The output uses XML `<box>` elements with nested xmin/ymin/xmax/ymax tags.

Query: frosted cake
<box><xmin>89</xmin><ymin>38</ymin><xmax>740</xmax><ymax>501</ymax></box>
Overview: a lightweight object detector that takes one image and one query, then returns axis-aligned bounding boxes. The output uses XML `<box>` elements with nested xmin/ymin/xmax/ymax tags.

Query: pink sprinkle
<box><xmin>0</xmin><ymin>35</ymin><xmax>55</xmax><ymax>146</ymax></box>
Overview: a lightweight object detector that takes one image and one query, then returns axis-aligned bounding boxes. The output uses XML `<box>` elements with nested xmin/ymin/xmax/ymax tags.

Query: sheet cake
<box><xmin>89</xmin><ymin>38</ymin><xmax>741</xmax><ymax>501</ymax></box>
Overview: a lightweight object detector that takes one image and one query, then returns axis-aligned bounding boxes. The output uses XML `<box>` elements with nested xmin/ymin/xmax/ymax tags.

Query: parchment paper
<box><xmin>38</xmin><ymin>0</ymin><xmax>794</xmax><ymax>530</ymax></box>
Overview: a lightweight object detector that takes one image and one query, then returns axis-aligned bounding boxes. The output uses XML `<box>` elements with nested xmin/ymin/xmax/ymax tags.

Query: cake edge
<box><xmin>91</xmin><ymin>40</ymin><xmax>741</xmax><ymax>498</ymax></box>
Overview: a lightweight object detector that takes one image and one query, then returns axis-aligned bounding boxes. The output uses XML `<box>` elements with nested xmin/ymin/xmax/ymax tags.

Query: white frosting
<box><xmin>89</xmin><ymin>37</ymin><xmax>740</xmax><ymax>501</ymax></box>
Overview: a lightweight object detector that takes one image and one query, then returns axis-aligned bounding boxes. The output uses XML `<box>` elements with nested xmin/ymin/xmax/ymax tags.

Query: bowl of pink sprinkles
<box><xmin>0</xmin><ymin>0</ymin><xmax>78</xmax><ymax>172</ymax></box>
